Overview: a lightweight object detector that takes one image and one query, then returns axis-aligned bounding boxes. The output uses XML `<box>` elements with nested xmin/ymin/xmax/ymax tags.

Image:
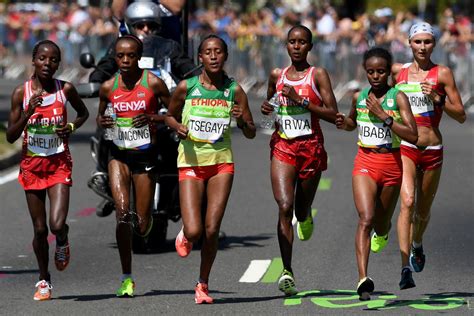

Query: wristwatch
<box><xmin>383</xmin><ymin>116</ymin><xmax>394</xmax><ymax>128</ymax></box>
<box><xmin>300</xmin><ymin>98</ymin><xmax>310</xmax><ymax>109</ymax></box>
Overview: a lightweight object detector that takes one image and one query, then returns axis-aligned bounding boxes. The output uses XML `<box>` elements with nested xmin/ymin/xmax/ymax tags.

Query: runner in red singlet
<box><xmin>260</xmin><ymin>25</ymin><xmax>338</xmax><ymax>296</ymax></box>
<box><xmin>97</xmin><ymin>35</ymin><xmax>171</xmax><ymax>297</ymax></box>
<box><xmin>392</xmin><ymin>22</ymin><xmax>466</xmax><ymax>290</ymax></box>
<box><xmin>7</xmin><ymin>40</ymin><xmax>89</xmax><ymax>301</ymax></box>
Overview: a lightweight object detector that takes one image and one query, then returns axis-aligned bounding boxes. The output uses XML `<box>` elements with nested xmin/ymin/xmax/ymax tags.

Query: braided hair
<box><xmin>32</xmin><ymin>40</ymin><xmax>61</xmax><ymax>62</ymax></box>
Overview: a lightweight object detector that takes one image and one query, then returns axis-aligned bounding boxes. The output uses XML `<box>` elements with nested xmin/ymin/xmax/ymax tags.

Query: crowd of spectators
<box><xmin>0</xmin><ymin>1</ymin><xmax>472</xmax><ymax>99</ymax></box>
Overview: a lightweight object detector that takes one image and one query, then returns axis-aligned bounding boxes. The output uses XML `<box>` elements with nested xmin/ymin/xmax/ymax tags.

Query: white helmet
<box><xmin>125</xmin><ymin>1</ymin><xmax>161</xmax><ymax>32</ymax></box>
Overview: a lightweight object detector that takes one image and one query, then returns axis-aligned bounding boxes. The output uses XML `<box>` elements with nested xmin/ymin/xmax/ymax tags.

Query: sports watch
<box><xmin>383</xmin><ymin>116</ymin><xmax>394</xmax><ymax>127</ymax></box>
<box><xmin>300</xmin><ymin>98</ymin><xmax>310</xmax><ymax>109</ymax></box>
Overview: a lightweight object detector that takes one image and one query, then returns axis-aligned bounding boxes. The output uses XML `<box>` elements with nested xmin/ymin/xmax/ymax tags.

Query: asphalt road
<box><xmin>0</xmin><ymin>86</ymin><xmax>473</xmax><ymax>315</ymax></box>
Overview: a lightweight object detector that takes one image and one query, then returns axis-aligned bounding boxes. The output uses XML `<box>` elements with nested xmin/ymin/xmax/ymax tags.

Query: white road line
<box><xmin>239</xmin><ymin>260</ymin><xmax>271</xmax><ymax>283</ymax></box>
<box><xmin>0</xmin><ymin>169</ymin><xmax>18</xmax><ymax>186</ymax></box>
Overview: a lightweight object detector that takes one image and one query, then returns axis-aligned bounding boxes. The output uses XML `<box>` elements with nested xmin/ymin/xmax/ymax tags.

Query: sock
<box><xmin>121</xmin><ymin>274</ymin><xmax>132</xmax><ymax>282</ymax></box>
<box><xmin>402</xmin><ymin>265</ymin><xmax>412</xmax><ymax>272</ymax></box>
<box><xmin>412</xmin><ymin>241</ymin><xmax>422</xmax><ymax>249</ymax></box>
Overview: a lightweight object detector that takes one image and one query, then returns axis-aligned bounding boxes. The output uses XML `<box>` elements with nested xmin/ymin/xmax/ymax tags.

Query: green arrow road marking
<box><xmin>319</xmin><ymin>178</ymin><xmax>332</xmax><ymax>191</ymax></box>
<box><xmin>261</xmin><ymin>257</ymin><xmax>283</xmax><ymax>283</ymax></box>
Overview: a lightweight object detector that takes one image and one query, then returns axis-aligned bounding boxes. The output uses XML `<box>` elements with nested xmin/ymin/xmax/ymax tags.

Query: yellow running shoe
<box><xmin>116</xmin><ymin>278</ymin><xmax>135</xmax><ymax>297</ymax></box>
<box><xmin>370</xmin><ymin>232</ymin><xmax>388</xmax><ymax>253</ymax></box>
<box><xmin>278</xmin><ymin>269</ymin><xmax>298</xmax><ymax>296</ymax></box>
<box><xmin>296</xmin><ymin>215</ymin><xmax>314</xmax><ymax>241</ymax></box>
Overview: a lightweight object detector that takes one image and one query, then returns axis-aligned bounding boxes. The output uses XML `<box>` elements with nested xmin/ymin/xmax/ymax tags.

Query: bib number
<box><xmin>114</xmin><ymin>118</ymin><xmax>151</xmax><ymax>149</ymax></box>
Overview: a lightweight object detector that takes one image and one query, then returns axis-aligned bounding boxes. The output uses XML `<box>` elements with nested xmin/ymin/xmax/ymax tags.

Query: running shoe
<box><xmin>116</xmin><ymin>277</ymin><xmax>135</xmax><ymax>297</ymax></box>
<box><xmin>370</xmin><ymin>232</ymin><xmax>388</xmax><ymax>253</ymax></box>
<box><xmin>399</xmin><ymin>267</ymin><xmax>416</xmax><ymax>290</ymax></box>
<box><xmin>195</xmin><ymin>282</ymin><xmax>214</xmax><ymax>304</ymax></box>
<box><xmin>278</xmin><ymin>269</ymin><xmax>298</xmax><ymax>296</ymax></box>
<box><xmin>87</xmin><ymin>172</ymin><xmax>114</xmax><ymax>202</ymax></box>
<box><xmin>357</xmin><ymin>277</ymin><xmax>374</xmax><ymax>301</ymax></box>
<box><xmin>175</xmin><ymin>227</ymin><xmax>192</xmax><ymax>258</ymax></box>
<box><xmin>55</xmin><ymin>225</ymin><xmax>70</xmax><ymax>271</ymax></box>
<box><xmin>297</xmin><ymin>215</ymin><xmax>314</xmax><ymax>241</ymax></box>
<box><xmin>410</xmin><ymin>245</ymin><xmax>426</xmax><ymax>272</ymax></box>
<box><xmin>34</xmin><ymin>280</ymin><xmax>52</xmax><ymax>301</ymax></box>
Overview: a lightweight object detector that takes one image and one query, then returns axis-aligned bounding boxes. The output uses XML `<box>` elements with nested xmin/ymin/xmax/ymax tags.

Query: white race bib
<box><xmin>114</xmin><ymin>118</ymin><xmax>151</xmax><ymax>149</ymax></box>
<box><xmin>358</xmin><ymin>121</ymin><xmax>393</xmax><ymax>146</ymax></box>
<box><xmin>27</xmin><ymin>125</ymin><xmax>64</xmax><ymax>156</ymax></box>
<box><xmin>188</xmin><ymin>115</ymin><xmax>230</xmax><ymax>143</ymax></box>
<box><xmin>277</xmin><ymin>107</ymin><xmax>312</xmax><ymax>139</ymax></box>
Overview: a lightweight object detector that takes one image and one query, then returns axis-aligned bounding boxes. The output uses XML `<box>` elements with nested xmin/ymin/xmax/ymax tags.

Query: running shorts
<box><xmin>19</xmin><ymin>152</ymin><xmax>73</xmax><ymax>190</ymax></box>
<box><xmin>109</xmin><ymin>142</ymin><xmax>157</xmax><ymax>174</ymax></box>
<box><xmin>400</xmin><ymin>142</ymin><xmax>443</xmax><ymax>171</ymax></box>
<box><xmin>352</xmin><ymin>147</ymin><xmax>402</xmax><ymax>186</ymax></box>
<box><xmin>178</xmin><ymin>163</ymin><xmax>234</xmax><ymax>181</ymax></box>
<box><xmin>270</xmin><ymin>134</ymin><xmax>327</xmax><ymax>180</ymax></box>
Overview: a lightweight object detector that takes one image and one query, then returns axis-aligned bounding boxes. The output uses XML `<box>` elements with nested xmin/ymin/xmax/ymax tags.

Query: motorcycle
<box><xmin>77</xmin><ymin>50</ymin><xmax>181</xmax><ymax>254</ymax></box>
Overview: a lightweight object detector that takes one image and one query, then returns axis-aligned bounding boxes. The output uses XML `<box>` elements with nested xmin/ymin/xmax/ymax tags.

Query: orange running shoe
<box><xmin>55</xmin><ymin>241</ymin><xmax>70</xmax><ymax>271</ymax></box>
<box><xmin>34</xmin><ymin>280</ymin><xmax>52</xmax><ymax>301</ymax></box>
<box><xmin>195</xmin><ymin>282</ymin><xmax>213</xmax><ymax>304</ymax></box>
<box><xmin>175</xmin><ymin>227</ymin><xmax>192</xmax><ymax>258</ymax></box>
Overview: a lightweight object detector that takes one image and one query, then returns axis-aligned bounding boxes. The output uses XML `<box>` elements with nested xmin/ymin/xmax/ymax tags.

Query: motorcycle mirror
<box><xmin>80</xmin><ymin>53</ymin><xmax>96</xmax><ymax>69</ymax></box>
<box><xmin>76</xmin><ymin>82</ymin><xmax>101</xmax><ymax>98</ymax></box>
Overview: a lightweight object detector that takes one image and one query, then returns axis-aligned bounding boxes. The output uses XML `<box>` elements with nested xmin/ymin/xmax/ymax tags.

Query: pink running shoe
<box><xmin>175</xmin><ymin>227</ymin><xmax>192</xmax><ymax>257</ymax></box>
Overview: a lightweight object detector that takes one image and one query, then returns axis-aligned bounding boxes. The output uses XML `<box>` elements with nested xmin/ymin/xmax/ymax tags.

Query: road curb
<box><xmin>0</xmin><ymin>145</ymin><xmax>21</xmax><ymax>171</ymax></box>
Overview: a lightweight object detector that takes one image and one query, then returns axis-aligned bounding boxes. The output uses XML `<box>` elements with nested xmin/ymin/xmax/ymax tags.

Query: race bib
<box><xmin>398</xmin><ymin>83</ymin><xmax>434</xmax><ymax>115</ymax></box>
<box><xmin>26</xmin><ymin>125</ymin><xmax>64</xmax><ymax>156</ymax></box>
<box><xmin>114</xmin><ymin>117</ymin><xmax>151</xmax><ymax>149</ymax></box>
<box><xmin>188</xmin><ymin>115</ymin><xmax>230</xmax><ymax>143</ymax></box>
<box><xmin>358</xmin><ymin>120</ymin><xmax>393</xmax><ymax>146</ymax></box>
<box><xmin>277</xmin><ymin>106</ymin><xmax>312</xmax><ymax>139</ymax></box>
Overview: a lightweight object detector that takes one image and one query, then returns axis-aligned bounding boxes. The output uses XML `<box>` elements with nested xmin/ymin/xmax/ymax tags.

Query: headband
<box><xmin>409</xmin><ymin>22</ymin><xmax>434</xmax><ymax>40</ymax></box>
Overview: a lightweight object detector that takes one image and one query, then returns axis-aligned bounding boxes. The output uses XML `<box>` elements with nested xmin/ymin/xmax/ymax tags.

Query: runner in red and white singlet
<box><xmin>7</xmin><ymin>40</ymin><xmax>89</xmax><ymax>300</ymax></box>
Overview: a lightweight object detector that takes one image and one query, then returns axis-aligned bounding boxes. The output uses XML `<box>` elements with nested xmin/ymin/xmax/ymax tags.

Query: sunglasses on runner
<box><xmin>133</xmin><ymin>22</ymin><xmax>160</xmax><ymax>31</ymax></box>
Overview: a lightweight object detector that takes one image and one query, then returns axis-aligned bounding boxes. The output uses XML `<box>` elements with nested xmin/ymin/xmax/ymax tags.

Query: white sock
<box><xmin>412</xmin><ymin>241</ymin><xmax>422</xmax><ymax>249</ymax></box>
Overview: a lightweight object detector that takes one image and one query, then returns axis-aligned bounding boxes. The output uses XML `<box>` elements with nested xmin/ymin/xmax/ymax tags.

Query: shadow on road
<box><xmin>0</xmin><ymin>269</ymin><xmax>39</xmax><ymax>275</ymax></box>
<box><xmin>214</xmin><ymin>294</ymin><xmax>283</xmax><ymax>304</ymax></box>
<box><xmin>217</xmin><ymin>233</ymin><xmax>273</xmax><ymax>250</ymax></box>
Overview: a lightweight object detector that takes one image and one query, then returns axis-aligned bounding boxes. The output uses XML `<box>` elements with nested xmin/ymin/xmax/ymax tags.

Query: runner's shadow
<box><xmin>214</xmin><ymin>294</ymin><xmax>283</xmax><ymax>304</ymax></box>
<box><xmin>217</xmin><ymin>234</ymin><xmax>273</xmax><ymax>250</ymax></box>
<box><xmin>57</xmin><ymin>294</ymin><xmax>117</xmax><ymax>301</ymax></box>
<box><xmin>0</xmin><ymin>269</ymin><xmax>38</xmax><ymax>275</ymax></box>
<box><xmin>142</xmin><ymin>289</ymin><xmax>233</xmax><ymax>297</ymax></box>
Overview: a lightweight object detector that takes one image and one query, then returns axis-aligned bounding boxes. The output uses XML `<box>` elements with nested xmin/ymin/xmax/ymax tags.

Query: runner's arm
<box><xmin>439</xmin><ymin>66</ymin><xmax>466</xmax><ymax>123</ymax></box>
<box><xmin>312</xmin><ymin>67</ymin><xmax>338</xmax><ymax>123</ymax></box>
<box><xmin>6</xmin><ymin>85</ymin><xmax>29</xmax><ymax>143</ymax></box>
<box><xmin>335</xmin><ymin>91</ymin><xmax>357</xmax><ymax>131</ymax></box>
<box><xmin>234</xmin><ymin>84</ymin><xmax>256</xmax><ymax>139</ymax></box>
<box><xmin>261</xmin><ymin>68</ymin><xmax>281</xmax><ymax>115</ymax></box>
<box><xmin>58</xmin><ymin>82</ymin><xmax>89</xmax><ymax>137</ymax></box>
<box><xmin>165</xmin><ymin>80</ymin><xmax>188</xmax><ymax>139</ymax></box>
<box><xmin>393</xmin><ymin>91</ymin><xmax>418</xmax><ymax>144</ymax></box>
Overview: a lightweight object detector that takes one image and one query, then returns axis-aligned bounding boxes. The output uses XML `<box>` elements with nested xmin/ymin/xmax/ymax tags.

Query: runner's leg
<box><xmin>397</xmin><ymin>156</ymin><xmax>417</xmax><ymax>267</ymax></box>
<box><xmin>352</xmin><ymin>175</ymin><xmax>377</xmax><ymax>280</ymax></box>
<box><xmin>179</xmin><ymin>178</ymin><xmax>205</xmax><ymax>243</ymax></box>
<box><xmin>294</xmin><ymin>172</ymin><xmax>321</xmax><ymax>221</ymax></box>
<box><xmin>47</xmin><ymin>184</ymin><xmax>70</xmax><ymax>244</ymax></box>
<box><xmin>132</xmin><ymin>172</ymin><xmax>155</xmax><ymax>235</ymax></box>
<box><xmin>109</xmin><ymin>160</ymin><xmax>132</xmax><ymax>275</ymax></box>
<box><xmin>271</xmin><ymin>157</ymin><xmax>297</xmax><ymax>271</ymax></box>
<box><xmin>199</xmin><ymin>173</ymin><xmax>233</xmax><ymax>283</ymax></box>
<box><xmin>412</xmin><ymin>167</ymin><xmax>442</xmax><ymax>244</ymax></box>
<box><xmin>25</xmin><ymin>190</ymin><xmax>49</xmax><ymax>281</ymax></box>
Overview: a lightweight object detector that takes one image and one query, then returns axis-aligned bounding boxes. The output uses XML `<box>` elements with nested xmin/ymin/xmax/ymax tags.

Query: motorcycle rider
<box><xmin>88</xmin><ymin>0</ymin><xmax>199</xmax><ymax>212</ymax></box>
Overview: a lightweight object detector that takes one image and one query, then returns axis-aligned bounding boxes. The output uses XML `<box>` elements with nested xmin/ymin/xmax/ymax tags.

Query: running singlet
<box><xmin>109</xmin><ymin>70</ymin><xmax>158</xmax><ymax>150</ymax></box>
<box><xmin>356</xmin><ymin>87</ymin><xmax>402</xmax><ymax>149</ymax></box>
<box><xmin>395</xmin><ymin>63</ymin><xmax>445</xmax><ymax>128</ymax></box>
<box><xmin>275</xmin><ymin>66</ymin><xmax>323</xmax><ymax>139</ymax></box>
<box><xmin>178</xmin><ymin>76</ymin><xmax>236</xmax><ymax>167</ymax></box>
<box><xmin>22</xmin><ymin>79</ymin><xmax>68</xmax><ymax>157</ymax></box>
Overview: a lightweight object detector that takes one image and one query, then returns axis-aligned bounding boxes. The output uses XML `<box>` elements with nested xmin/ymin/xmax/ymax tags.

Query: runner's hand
<box><xmin>232</xmin><ymin>105</ymin><xmax>243</xmax><ymax>120</ymax></box>
<box><xmin>26</xmin><ymin>91</ymin><xmax>43</xmax><ymax>117</ymax></box>
<box><xmin>133</xmin><ymin>113</ymin><xmax>149</xmax><ymax>128</ymax></box>
<box><xmin>421</xmin><ymin>81</ymin><xmax>441</xmax><ymax>103</ymax></box>
<box><xmin>98</xmin><ymin>115</ymin><xmax>115</xmax><ymax>128</ymax></box>
<box><xmin>55</xmin><ymin>124</ymin><xmax>72</xmax><ymax>138</ymax></box>
<box><xmin>335</xmin><ymin>112</ymin><xmax>347</xmax><ymax>130</ymax></box>
<box><xmin>176</xmin><ymin>123</ymin><xmax>188</xmax><ymax>139</ymax></box>
<box><xmin>281</xmin><ymin>84</ymin><xmax>302</xmax><ymax>104</ymax></box>
<box><xmin>366</xmin><ymin>94</ymin><xmax>387</xmax><ymax>120</ymax></box>
<box><xmin>261</xmin><ymin>100</ymin><xmax>274</xmax><ymax>115</ymax></box>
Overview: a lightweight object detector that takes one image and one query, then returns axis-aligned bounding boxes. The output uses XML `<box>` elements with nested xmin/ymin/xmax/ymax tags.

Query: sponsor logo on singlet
<box><xmin>191</xmin><ymin>88</ymin><xmax>202</xmax><ymax>97</ymax></box>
